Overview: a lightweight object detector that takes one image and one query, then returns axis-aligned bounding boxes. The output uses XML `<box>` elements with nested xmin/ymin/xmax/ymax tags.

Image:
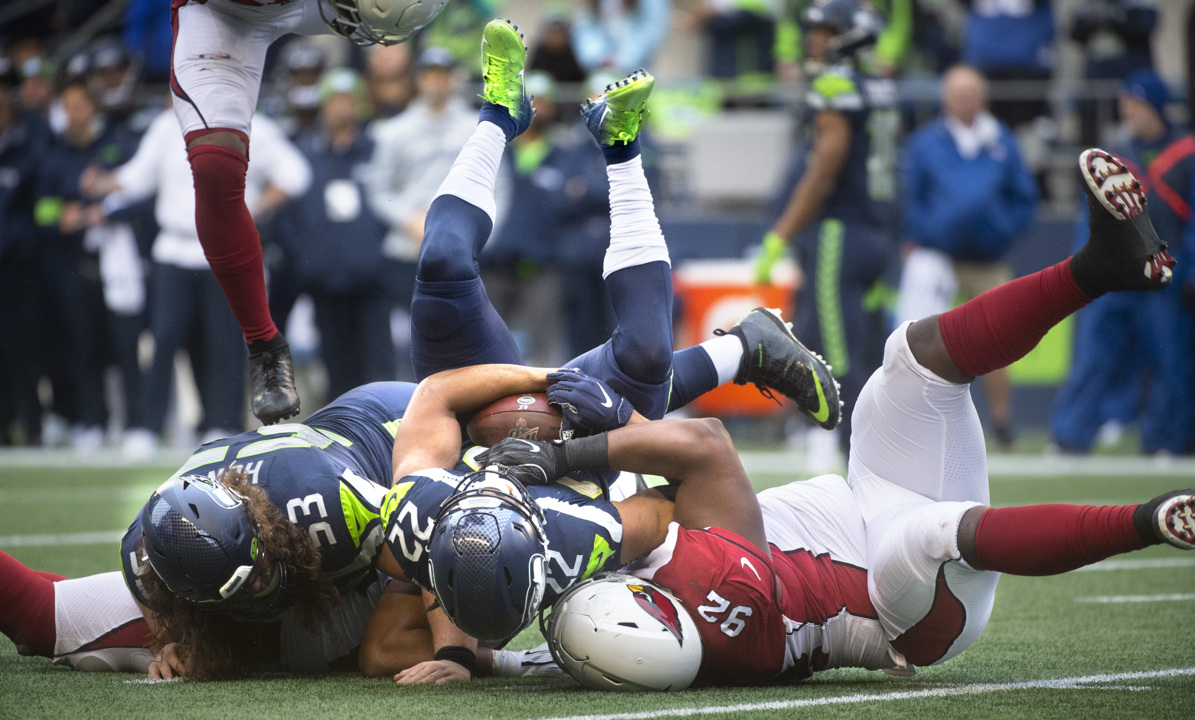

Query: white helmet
<box><xmin>542</xmin><ymin>573</ymin><xmax>702</xmax><ymax>692</ymax></box>
<box><xmin>318</xmin><ymin>0</ymin><xmax>448</xmax><ymax>46</ymax></box>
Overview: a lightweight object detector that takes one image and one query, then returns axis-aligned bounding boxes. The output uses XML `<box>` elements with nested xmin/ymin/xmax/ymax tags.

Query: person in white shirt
<box><xmin>83</xmin><ymin>103</ymin><xmax>311</xmax><ymax>456</ymax></box>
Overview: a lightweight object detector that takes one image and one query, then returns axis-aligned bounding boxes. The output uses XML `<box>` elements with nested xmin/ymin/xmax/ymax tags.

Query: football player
<box><xmin>169</xmin><ymin>0</ymin><xmax>446</xmax><ymax>426</ymax></box>
<box><xmin>501</xmin><ymin>149</ymin><xmax>1194</xmax><ymax>689</ymax></box>
<box><xmin>755</xmin><ymin>0</ymin><xmax>899</xmax><ymax>462</ymax></box>
<box><xmin>367</xmin><ymin>19</ymin><xmax>843</xmax><ymax>685</ymax></box>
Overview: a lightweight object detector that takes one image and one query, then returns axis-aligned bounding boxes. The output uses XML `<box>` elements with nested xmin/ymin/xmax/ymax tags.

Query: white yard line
<box><xmin>0</xmin><ymin>530</ymin><xmax>124</xmax><ymax>547</ymax></box>
<box><xmin>532</xmin><ymin>668</ymin><xmax>1195</xmax><ymax>720</ymax></box>
<box><xmin>1075</xmin><ymin>593</ymin><xmax>1195</xmax><ymax>604</ymax></box>
<box><xmin>1073</xmin><ymin>557</ymin><xmax>1195</xmax><ymax>572</ymax></box>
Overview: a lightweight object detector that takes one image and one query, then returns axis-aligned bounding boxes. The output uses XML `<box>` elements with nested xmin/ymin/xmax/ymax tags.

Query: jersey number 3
<box><xmin>696</xmin><ymin>590</ymin><xmax>753</xmax><ymax>638</ymax></box>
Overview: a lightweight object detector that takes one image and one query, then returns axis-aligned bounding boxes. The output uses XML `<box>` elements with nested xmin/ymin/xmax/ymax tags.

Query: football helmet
<box><xmin>318</xmin><ymin>0</ymin><xmax>447</xmax><ymax>46</ymax></box>
<box><xmin>542</xmin><ymin>573</ymin><xmax>702</xmax><ymax>692</ymax></box>
<box><xmin>802</xmin><ymin>0</ymin><xmax>884</xmax><ymax>64</ymax></box>
<box><xmin>427</xmin><ymin>469</ymin><xmax>548</xmax><ymax>642</ymax></box>
<box><xmin>139</xmin><ymin>475</ymin><xmax>293</xmax><ymax>621</ymax></box>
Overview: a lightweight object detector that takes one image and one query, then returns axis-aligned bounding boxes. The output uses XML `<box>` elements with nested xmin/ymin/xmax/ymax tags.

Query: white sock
<box><xmin>433</xmin><ymin>121</ymin><xmax>507</xmax><ymax>223</ymax></box>
<box><xmin>699</xmin><ymin>334</ymin><xmax>745</xmax><ymax>385</ymax></box>
<box><xmin>490</xmin><ymin>644</ymin><xmax>564</xmax><ymax>678</ymax></box>
<box><xmin>603</xmin><ymin>155</ymin><xmax>670</xmax><ymax>278</ymax></box>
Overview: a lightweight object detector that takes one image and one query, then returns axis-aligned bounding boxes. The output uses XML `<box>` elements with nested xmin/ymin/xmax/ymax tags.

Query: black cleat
<box><xmin>248</xmin><ymin>334</ymin><xmax>300</xmax><ymax>425</ymax></box>
<box><xmin>716</xmin><ymin>307</ymin><xmax>842</xmax><ymax>430</ymax></box>
<box><xmin>1142</xmin><ymin>491</ymin><xmax>1195</xmax><ymax>550</ymax></box>
<box><xmin>1075</xmin><ymin>148</ymin><xmax>1176</xmax><ymax>295</ymax></box>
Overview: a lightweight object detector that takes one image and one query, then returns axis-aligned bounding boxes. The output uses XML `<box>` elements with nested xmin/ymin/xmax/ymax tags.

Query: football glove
<box><xmin>754</xmin><ymin>231</ymin><xmax>787</xmax><ymax>285</ymax></box>
<box><xmin>548</xmin><ymin>368</ymin><xmax>633</xmax><ymax>437</ymax></box>
<box><xmin>477</xmin><ymin>437</ymin><xmax>568</xmax><ymax>486</ymax></box>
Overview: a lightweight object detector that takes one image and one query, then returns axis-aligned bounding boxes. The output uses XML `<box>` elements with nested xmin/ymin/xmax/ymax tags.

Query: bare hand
<box><xmin>147</xmin><ymin>643</ymin><xmax>188</xmax><ymax>680</ymax></box>
<box><xmin>394</xmin><ymin>659</ymin><xmax>471</xmax><ymax>685</ymax></box>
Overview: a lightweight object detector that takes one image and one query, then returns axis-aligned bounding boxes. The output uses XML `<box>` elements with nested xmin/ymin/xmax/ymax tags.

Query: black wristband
<box><xmin>434</xmin><ymin>645</ymin><xmax>476</xmax><ymax>676</ymax></box>
<box><xmin>562</xmin><ymin>432</ymin><xmax>609</xmax><ymax>472</ymax></box>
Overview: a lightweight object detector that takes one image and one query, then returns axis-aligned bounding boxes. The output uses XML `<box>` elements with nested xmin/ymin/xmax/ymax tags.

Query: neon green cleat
<box><xmin>481</xmin><ymin>19</ymin><xmax>528</xmax><ymax>121</ymax></box>
<box><xmin>582</xmin><ymin>68</ymin><xmax>655</xmax><ymax>146</ymax></box>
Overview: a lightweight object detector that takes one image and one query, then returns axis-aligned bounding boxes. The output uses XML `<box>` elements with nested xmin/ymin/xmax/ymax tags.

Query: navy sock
<box><xmin>601</xmin><ymin>138</ymin><xmax>641</xmax><ymax>165</ymax></box>
<box><xmin>479</xmin><ymin>103</ymin><xmax>518</xmax><ymax>142</ymax></box>
<box><xmin>606</xmin><ymin>261</ymin><xmax>673</xmax><ymax>385</ymax></box>
<box><xmin>667</xmin><ymin>346</ymin><xmax>720</xmax><ymax>413</ymax></box>
<box><xmin>417</xmin><ymin>195</ymin><xmax>495</xmax><ymax>282</ymax></box>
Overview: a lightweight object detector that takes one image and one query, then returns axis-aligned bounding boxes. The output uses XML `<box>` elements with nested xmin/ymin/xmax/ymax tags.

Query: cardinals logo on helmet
<box><xmin>627</xmin><ymin>584</ymin><xmax>685</xmax><ymax>644</ymax></box>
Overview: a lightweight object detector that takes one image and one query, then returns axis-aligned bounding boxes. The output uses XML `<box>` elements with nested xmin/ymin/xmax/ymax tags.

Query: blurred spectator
<box><xmin>123</xmin><ymin>0</ymin><xmax>174</xmax><ymax>82</ymax></box>
<box><xmin>690</xmin><ymin>0</ymin><xmax>776</xmax><ymax>81</ymax></box>
<box><xmin>273</xmin><ymin>69</ymin><xmax>397</xmax><ymax>401</ymax></box>
<box><xmin>481</xmin><ymin>71</ymin><xmax>570</xmax><ymax>367</ymax></box>
<box><xmin>1052</xmin><ymin>70</ymin><xmax>1194</xmax><ymax>456</ymax></box>
<box><xmin>0</xmin><ymin>59</ymin><xmax>52</xmax><ymax>445</ymax></box>
<box><xmin>896</xmin><ymin>64</ymin><xmax>1038</xmax><ymax>449</ymax></box>
<box><xmin>17</xmin><ymin>55</ymin><xmax>55</xmax><ymax>118</ymax></box>
<box><xmin>960</xmin><ymin>0</ymin><xmax>1054</xmax><ymax>129</ymax></box>
<box><xmin>755</xmin><ymin>0</ymin><xmax>898</xmax><ymax>469</ymax></box>
<box><xmin>366</xmin><ymin>48</ymin><xmax>480</xmax><ymax>380</ymax></box>
<box><xmin>528</xmin><ymin>13</ymin><xmax>587</xmax><ymax>86</ymax></box>
<box><xmin>364</xmin><ymin>43</ymin><xmax>414</xmax><ymax>120</ymax></box>
<box><xmin>83</xmin><ymin>107</ymin><xmax>311</xmax><ymax>456</ymax></box>
<box><xmin>264</xmin><ymin>40</ymin><xmax>327</xmax><ymax>140</ymax></box>
<box><xmin>774</xmin><ymin>0</ymin><xmax>913</xmax><ymax>80</ymax></box>
<box><xmin>87</xmin><ymin>37</ymin><xmax>153</xmax><ymax>132</ymax></box>
<box><xmin>33</xmin><ymin>80</ymin><xmax>140</xmax><ymax>451</ymax></box>
<box><xmin>1069</xmin><ymin>0</ymin><xmax>1157</xmax><ymax>146</ymax></box>
<box><xmin>571</xmin><ymin>0</ymin><xmax>671</xmax><ymax>74</ymax></box>
<box><xmin>420</xmin><ymin>0</ymin><xmax>501</xmax><ymax>74</ymax></box>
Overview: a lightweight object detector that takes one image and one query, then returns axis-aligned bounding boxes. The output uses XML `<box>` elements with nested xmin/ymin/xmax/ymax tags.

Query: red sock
<box><xmin>188</xmin><ymin>140</ymin><xmax>278</xmax><ymax>345</ymax></box>
<box><xmin>938</xmin><ymin>259</ymin><xmax>1093</xmax><ymax>378</ymax></box>
<box><xmin>0</xmin><ymin>551</ymin><xmax>59</xmax><ymax>656</ymax></box>
<box><xmin>973</xmin><ymin>504</ymin><xmax>1145</xmax><ymax>576</ymax></box>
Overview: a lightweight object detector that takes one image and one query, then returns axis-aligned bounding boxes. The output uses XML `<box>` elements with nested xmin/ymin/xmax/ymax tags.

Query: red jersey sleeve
<box><xmin>649</xmin><ymin>526</ymin><xmax>788</xmax><ymax>684</ymax></box>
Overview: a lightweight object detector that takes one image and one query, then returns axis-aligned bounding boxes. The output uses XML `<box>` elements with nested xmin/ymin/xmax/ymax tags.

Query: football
<box><xmin>466</xmin><ymin>393</ymin><xmax>562</xmax><ymax>447</ymax></box>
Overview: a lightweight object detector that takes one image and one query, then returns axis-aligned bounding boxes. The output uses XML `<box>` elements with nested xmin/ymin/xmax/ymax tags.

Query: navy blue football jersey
<box><xmin>121</xmin><ymin>382</ymin><xmax>415</xmax><ymax>604</ymax></box>
<box><xmin>801</xmin><ymin>64</ymin><xmax>899</xmax><ymax>229</ymax></box>
<box><xmin>381</xmin><ymin>467</ymin><xmax>623</xmax><ymax>604</ymax></box>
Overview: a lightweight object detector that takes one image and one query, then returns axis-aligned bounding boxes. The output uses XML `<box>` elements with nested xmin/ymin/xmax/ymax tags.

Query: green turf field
<box><xmin>1</xmin><ymin>454</ymin><xmax>1193</xmax><ymax>719</ymax></box>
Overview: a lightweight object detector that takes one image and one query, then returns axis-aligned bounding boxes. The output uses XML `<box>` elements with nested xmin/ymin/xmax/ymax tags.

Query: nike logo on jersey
<box><xmin>597</xmin><ymin>384</ymin><xmax>613</xmax><ymax>408</ymax></box>
<box><xmin>740</xmin><ymin>557</ymin><xmax>761</xmax><ymax>581</ymax></box>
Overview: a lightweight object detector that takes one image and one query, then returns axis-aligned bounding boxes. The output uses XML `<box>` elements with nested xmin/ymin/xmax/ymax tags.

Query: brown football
<box><xmin>466</xmin><ymin>392</ymin><xmax>563</xmax><ymax>447</ymax></box>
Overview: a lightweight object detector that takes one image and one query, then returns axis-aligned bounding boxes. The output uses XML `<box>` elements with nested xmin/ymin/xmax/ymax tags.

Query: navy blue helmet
<box><xmin>427</xmin><ymin>470</ymin><xmax>548</xmax><ymax>642</ymax></box>
<box><xmin>139</xmin><ymin>475</ymin><xmax>293</xmax><ymax>621</ymax></box>
<box><xmin>802</xmin><ymin>0</ymin><xmax>884</xmax><ymax>63</ymax></box>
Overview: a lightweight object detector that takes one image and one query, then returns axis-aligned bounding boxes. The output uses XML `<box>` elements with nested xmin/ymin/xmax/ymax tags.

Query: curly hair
<box><xmin>140</xmin><ymin>468</ymin><xmax>340</xmax><ymax>680</ymax></box>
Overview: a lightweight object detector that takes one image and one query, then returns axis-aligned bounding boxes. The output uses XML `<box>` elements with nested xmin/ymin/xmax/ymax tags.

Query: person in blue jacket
<box><xmin>33</xmin><ymin>79</ymin><xmax>140</xmax><ymax>451</ymax></box>
<box><xmin>1052</xmin><ymin>70</ymin><xmax>1194</xmax><ymax>456</ymax></box>
<box><xmin>274</xmin><ymin>69</ymin><xmax>398</xmax><ymax>402</ymax></box>
<box><xmin>0</xmin><ymin>60</ymin><xmax>52</xmax><ymax>445</ymax></box>
<box><xmin>897</xmin><ymin>64</ymin><xmax>1038</xmax><ymax>448</ymax></box>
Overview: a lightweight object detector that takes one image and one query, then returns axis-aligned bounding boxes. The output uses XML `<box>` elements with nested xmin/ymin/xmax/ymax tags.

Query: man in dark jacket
<box><xmin>897</xmin><ymin>64</ymin><xmax>1038</xmax><ymax>448</ymax></box>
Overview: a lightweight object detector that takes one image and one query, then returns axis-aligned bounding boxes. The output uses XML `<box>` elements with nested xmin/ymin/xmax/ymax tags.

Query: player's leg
<box><xmin>0</xmin><ymin>550</ymin><xmax>61</xmax><ymax>657</ymax></box>
<box><xmin>956</xmin><ymin>489</ymin><xmax>1195</xmax><ymax>577</ymax></box>
<box><xmin>409</xmin><ymin>19</ymin><xmax>532</xmax><ymax>380</ymax></box>
<box><xmin>172</xmin><ymin>1</ymin><xmax>313</xmax><ymax>425</ymax></box>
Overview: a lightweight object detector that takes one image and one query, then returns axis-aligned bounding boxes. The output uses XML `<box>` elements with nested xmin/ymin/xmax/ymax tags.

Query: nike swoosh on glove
<box><xmin>547</xmin><ymin>368</ymin><xmax>633</xmax><ymax>437</ymax></box>
<box><xmin>477</xmin><ymin>437</ymin><xmax>569</xmax><ymax>485</ymax></box>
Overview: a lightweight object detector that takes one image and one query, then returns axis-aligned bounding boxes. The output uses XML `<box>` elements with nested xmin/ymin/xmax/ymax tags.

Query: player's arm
<box><xmin>392</xmin><ymin>589</ymin><xmax>477</xmax><ymax>685</ymax></box>
<box><xmin>770</xmin><ymin>110</ymin><xmax>851</xmax><ymax>240</ymax></box>
<box><xmin>391</xmin><ymin>364</ymin><xmax>551</xmax><ymax>485</ymax></box>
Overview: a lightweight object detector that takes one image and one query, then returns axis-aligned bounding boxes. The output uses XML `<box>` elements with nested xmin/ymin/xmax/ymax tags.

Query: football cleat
<box><xmin>248</xmin><ymin>334</ymin><xmax>300</xmax><ymax>425</ymax></box>
<box><xmin>582</xmin><ymin>69</ymin><xmax>655</xmax><ymax>146</ymax></box>
<box><xmin>480</xmin><ymin>19</ymin><xmax>533</xmax><ymax>136</ymax></box>
<box><xmin>1152</xmin><ymin>491</ymin><xmax>1195</xmax><ymax>550</ymax></box>
<box><xmin>715</xmin><ymin>307</ymin><xmax>843</xmax><ymax>431</ymax></box>
<box><xmin>1077</xmin><ymin>148</ymin><xmax>1175</xmax><ymax>292</ymax></box>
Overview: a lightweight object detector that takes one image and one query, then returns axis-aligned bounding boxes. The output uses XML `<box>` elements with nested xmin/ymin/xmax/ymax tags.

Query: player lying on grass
<box><xmin>484</xmin><ymin>148</ymin><xmax>1195</xmax><ymax>690</ymax></box>
<box><xmin>363</xmin><ymin>20</ymin><xmax>840</xmax><ymax>685</ymax></box>
<box><xmin>0</xmin><ymin>22</ymin><xmax>836</xmax><ymax>682</ymax></box>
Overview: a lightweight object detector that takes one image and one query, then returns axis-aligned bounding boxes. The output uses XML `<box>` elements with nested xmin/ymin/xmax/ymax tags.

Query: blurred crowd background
<box><xmin>1</xmin><ymin>0</ymin><xmax>1193</xmax><ymax>465</ymax></box>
